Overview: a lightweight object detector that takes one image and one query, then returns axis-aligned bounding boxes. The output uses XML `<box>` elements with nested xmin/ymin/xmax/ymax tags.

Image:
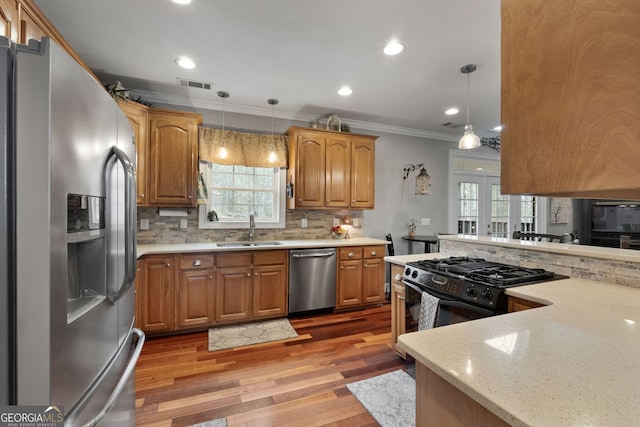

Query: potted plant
<box><xmin>407</xmin><ymin>218</ymin><xmax>417</xmax><ymax>237</ymax></box>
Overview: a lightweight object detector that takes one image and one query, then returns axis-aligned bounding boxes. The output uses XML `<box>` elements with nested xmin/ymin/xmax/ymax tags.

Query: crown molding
<box><xmin>131</xmin><ymin>89</ymin><xmax>461</xmax><ymax>143</ymax></box>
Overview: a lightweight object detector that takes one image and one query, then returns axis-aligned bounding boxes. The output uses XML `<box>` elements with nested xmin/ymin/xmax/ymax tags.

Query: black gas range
<box><xmin>402</xmin><ymin>256</ymin><xmax>566</xmax><ymax>312</ymax></box>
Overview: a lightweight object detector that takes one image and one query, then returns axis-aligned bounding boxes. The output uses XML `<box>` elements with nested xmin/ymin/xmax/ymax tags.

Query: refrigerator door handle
<box><xmin>75</xmin><ymin>328</ymin><xmax>145</xmax><ymax>427</ymax></box>
<box><xmin>106</xmin><ymin>145</ymin><xmax>137</xmax><ymax>303</ymax></box>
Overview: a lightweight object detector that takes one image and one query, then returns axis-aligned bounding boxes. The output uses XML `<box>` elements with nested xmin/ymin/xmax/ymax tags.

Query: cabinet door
<box><xmin>148</xmin><ymin>110</ymin><xmax>200</xmax><ymax>206</ymax></box>
<box><xmin>325</xmin><ymin>137</ymin><xmax>350</xmax><ymax>208</ymax></box>
<box><xmin>362</xmin><ymin>257</ymin><xmax>385</xmax><ymax>304</ymax></box>
<box><xmin>390</xmin><ymin>266</ymin><xmax>406</xmax><ymax>358</ymax></box>
<box><xmin>0</xmin><ymin>0</ymin><xmax>17</xmax><ymax>41</ymax></box>
<box><xmin>501</xmin><ymin>0</ymin><xmax>640</xmax><ymax>199</ymax></box>
<box><xmin>138</xmin><ymin>255</ymin><xmax>175</xmax><ymax>332</ymax></box>
<box><xmin>17</xmin><ymin>4</ymin><xmax>45</xmax><ymax>45</ymax></box>
<box><xmin>350</xmin><ymin>138</ymin><xmax>375</xmax><ymax>208</ymax></box>
<box><xmin>177</xmin><ymin>269</ymin><xmax>215</xmax><ymax>329</ymax></box>
<box><xmin>336</xmin><ymin>259</ymin><xmax>362</xmax><ymax>308</ymax></box>
<box><xmin>216</xmin><ymin>266</ymin><xmax>252</xmax><ymax>323</ymax></box>
<box><xmin>295</xmin><ymin>133</ymin><xmax>325</xmax><ymax>207</ymax></box>
<box><xmin>119</xmin><ymin>101</ymin><xmax>149</xmax><ymax>205</ymax></box>
<box><xmin>253</xmin><ymin>264</ymin><xmax>287</xmax><ymax>318</ymax></box>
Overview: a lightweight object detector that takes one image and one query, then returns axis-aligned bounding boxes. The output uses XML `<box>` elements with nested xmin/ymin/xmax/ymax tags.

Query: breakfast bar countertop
<box><xmin>397</xmin><ymin>275</ymin><xmax>640</xmax><ymax>426</ymax></box>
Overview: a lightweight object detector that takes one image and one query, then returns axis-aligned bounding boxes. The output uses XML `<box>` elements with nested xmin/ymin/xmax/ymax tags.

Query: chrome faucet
<box><xmin>249</xmin><ymin>211</ymin><xmax>255</xmax><ymax>241</ymax></box>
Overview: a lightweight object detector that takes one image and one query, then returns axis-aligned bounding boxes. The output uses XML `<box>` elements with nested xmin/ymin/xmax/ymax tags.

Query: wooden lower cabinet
<box><xmin>216</xmin><ymin>254</ymin><xmax>253</xmax><ymax>323</ymax></box>
<box><xmin>137</xmin><ymin>255</ymin><xmax>175</xmax><ymax>333</ymax></box>
<box><xmin>390</xmin><ymin>264</ymin><xmax>406</xmax><ymax>358</ymax></box>
<box><xmin>416</xmin><ymin>362</ymin><xmax>509</xmax><ymax>426</ymax></box>
<box><xmin>507</xmin><ymin>295</ymin><xmax>544</xmax><ymax>312</ymax></box>
<box><xmin>336</xmin><ymin>245</ymin><xmax>385</xmax><ymax>309</ymax></box>
<box><xmin>177</xmin><ymin>253</ymin><xmax>215</xmax><ymax>329</ymax></box>
<box><xmin>253</xmin><ymin>250</ymin><xmax>288</xmax><ymax>318</ymax></box>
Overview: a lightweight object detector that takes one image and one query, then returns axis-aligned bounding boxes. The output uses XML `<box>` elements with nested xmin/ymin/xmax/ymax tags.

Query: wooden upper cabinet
<box><xmin>351</xmin><ymin>138</ymin><xmax>375</xmax><ymax>209</ymax></box>
<box><xmin>0</xmin><ymin>0</ymin><xmax>18</xmax><ymax>41</ymax></box>
<box><xmin>325</xmin><ymin>137</ymin><xmax>350</xmax><ymax>207</ymax></box>
<box><xmin>17</xmin><ymin>2</ymin><xmax>44</xmax><ymax>44</ymax></box>
<box><xmin>148</xmin><ymin>109</ymin><xmax>202</xmax><ymax>207</ymax></box>
<box><xmin>501</xmin><ymin>0</ymin><xmax>640</xmax><ymax>199</ymax></box>
<box><xmin>287</xmin><ymin>126</ymin><xmax>377</xmax><ymax>209</ymax></box>
<box><xmin>118</xmin><ymin>101</ymin><xmax>149</xmax><ymax>205</ymax></box>
<box><xmin>294</xmin><ymin>131</ymin><xmax>325</xmax><ymax>207</ymax></box>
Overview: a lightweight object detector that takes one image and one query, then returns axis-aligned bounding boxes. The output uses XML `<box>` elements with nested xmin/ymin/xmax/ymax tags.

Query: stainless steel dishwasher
<box><xmin>288</xmin><ymin>248</ymin><xmax>336</xmax><ymax>313</ymax></box>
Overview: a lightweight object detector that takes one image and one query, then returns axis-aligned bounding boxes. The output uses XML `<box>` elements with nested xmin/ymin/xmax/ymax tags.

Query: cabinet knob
<box><xmin>340</xmin><ymin>266</ymin><xmax>344</xmax><ymax>270</ymax></box>
<box><xmin>394</xmin><ymin>274</ymin><xmax>402</xmax><ymax>280</ymax></box>
<box><xmin>348</xmin><ymin>253</ymin><xmax>354</xmax><ymax>258</ymax></box>
<box><xmin>254</xmin><ymin>272</ymin><xmax>258</xmax><ymax>276</ymax></box>
<box><xmin>166</xmin><ymin>263</ymin><xmax>171</xmax><ymax>267</ymax></box>
<box><xmin>398</xmin><ymin>295</ymin><xmax>405</xmax><ymax>301</ymax></box>
<box><xmin>352</xmin><ymin>200</ymin><xmax>355</xmax><ymax>203</ymax></box>
<box><xmin>298</xmin><ymin>198</ymin><xmax>302</xmax><ymax>202</ymax></box>
<box><xmin>188</xmin><ymin>195</ymin><xmax>192</xmax><ymax>198</ymax></box>
<box><xmin>209</xmin><ymin>276</ymin><xmax>213</xmax><ymax>279</ymax></box>
<box><xmin>193</xmin><ymin>259</ymin><xmax>201</xmax><ymax>266</ymax></box>
<box><xmin>326</xmin><ymin>199</ymin><xmax>329</xmax><ymax>202</ymax></box>
<box><xmin>140</xmin><ymin>193</ymin><xmax>144</xmax><ymax>197</ymax></box>
<box><xmin>247</xmin><ymin>273</ymin><xmax>251</xmax><ymax>277</ymax></box>
<box><xmin>371</xmin><ymin>251</ymin><xmax>377</xmax><ymax>256</ymax></box>
<box><xmin>364</xmin><ymin>264</ymin><xmax>368</xmax><ymax>268</ymax></box>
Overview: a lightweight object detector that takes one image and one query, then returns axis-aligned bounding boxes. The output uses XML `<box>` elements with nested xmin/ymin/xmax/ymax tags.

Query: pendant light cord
<box><xmin>466</xmin><ymin>72</ymin><xmax>471</xmax><ymax>125</ymax></box>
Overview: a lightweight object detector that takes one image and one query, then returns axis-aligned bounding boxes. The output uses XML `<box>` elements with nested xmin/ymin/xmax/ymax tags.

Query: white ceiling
<box><xmin>34</xmin><ymin>0</ymin><xmax>501</xmax><ymax>141</ymax></box>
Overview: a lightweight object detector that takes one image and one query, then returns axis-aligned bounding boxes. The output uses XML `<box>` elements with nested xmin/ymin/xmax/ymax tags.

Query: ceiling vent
<box><xmin>177</xmin><ymin>78</ymin><xmax>213</xmax><ymax>90</ymax></box>
<box><xmin>440</xmin><ymin>122</ymin><xmax>464</xmax><ymax>129</ymax></box>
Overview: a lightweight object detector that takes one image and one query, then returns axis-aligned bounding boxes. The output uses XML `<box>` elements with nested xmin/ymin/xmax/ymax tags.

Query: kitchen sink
<box><xmin>216</xmin><ymin>241</ymin><xmax>283</xmax><ymax>248</ymax></box>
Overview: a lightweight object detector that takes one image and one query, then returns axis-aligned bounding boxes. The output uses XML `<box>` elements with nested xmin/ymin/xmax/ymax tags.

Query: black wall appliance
<box><xmin>580</xmin><ymin>199</ymin><xmax>640</xmax><ymax>249</ymax></box>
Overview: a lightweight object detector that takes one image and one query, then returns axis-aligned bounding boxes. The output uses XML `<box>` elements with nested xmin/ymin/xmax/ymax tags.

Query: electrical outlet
<box><xmin>301</xmin><ymin>218</ymin><xmax>308</xmax><ymax>228</ymax></box>
<box><xmin>180</xmin><ymin>218</ymin><xmax>188</xmax><ymax>229</ymax></box>
<box><xmin>421</xmin><ymin>218</ymin><xmax>431</xmax><ymax>226</ymax></box>
<box><xmin>333</xmin><ymin>218</ymin><xmax>340</xmax><ymax>226</ymax></box>
<box><xmin>353</xmin><ymin>218</ymin><xmax>359</xmax><ymax>227</ymax></box>
<box><xmin>140</xmin><ymin>219</ymin><xmax>149</xmax><ymax>230</ymax></box>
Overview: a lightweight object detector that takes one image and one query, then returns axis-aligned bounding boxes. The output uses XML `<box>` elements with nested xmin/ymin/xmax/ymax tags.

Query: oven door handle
<box><xmin>401</xmin><ymin>280</ymin><xmax>496</xmax><ymax>316</ymax></box>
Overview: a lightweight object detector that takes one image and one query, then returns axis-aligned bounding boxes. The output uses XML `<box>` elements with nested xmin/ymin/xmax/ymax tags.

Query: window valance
<box><xmin>198</xmin><ymin>127</ymin><xmax>288</xmax><ymax>168</ymax></box>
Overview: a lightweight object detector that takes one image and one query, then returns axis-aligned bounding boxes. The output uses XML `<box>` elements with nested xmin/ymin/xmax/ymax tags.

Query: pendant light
<box><xmin>458</xmin><ymin>64</ymin><xmax>481</xmax><ymax>150</ymax></box>
<box><xmin>217</xmin><ymin>91</ymin><xmax>229</xmax><ymax>159</ymax></box>
<box><xmin>267</xmin><ymin>98</ymin><xmax>278</xmax><ymax>163</ymax></box>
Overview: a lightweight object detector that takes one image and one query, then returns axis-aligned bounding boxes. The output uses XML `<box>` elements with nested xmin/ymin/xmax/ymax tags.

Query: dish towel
<box><xmin>418</xmin><ymin>292</ymin><xmax>440</xmax><ymax>330</ymax></box>
<box><xmin>196</xmin><ymin>173</ymin><xmax>208</xmax><ymax>205</ymax></box>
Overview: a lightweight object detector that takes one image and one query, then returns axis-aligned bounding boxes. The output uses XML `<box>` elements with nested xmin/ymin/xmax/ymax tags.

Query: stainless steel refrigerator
<box><xmin>0</xmin><ymin>36</ymin><xmax>144</xmax><ymax>425</ymax></box>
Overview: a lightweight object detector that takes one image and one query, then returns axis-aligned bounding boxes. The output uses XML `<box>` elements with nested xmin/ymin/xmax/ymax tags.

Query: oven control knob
<box><xmin>481</xmin><ymin>289</ymin><xmax>494</xmax><ymax>301</ymax></box>
<box><xmin>405</xmin><ymin>267</ymin><xmax>411</xmax><ymax>276</ymax></box>
<box><xmin>465</xmin><ymin>286</ymin><xmax>478</xmax><ymax>298</ymax></box>
<box><xmin>411</xmin><ymin>270</ymin><xmax>419</xmax><ymax>279</ymax></box>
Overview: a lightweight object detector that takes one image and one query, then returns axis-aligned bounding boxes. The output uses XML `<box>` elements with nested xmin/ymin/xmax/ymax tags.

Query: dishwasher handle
<box><xmin>291</xmin><ymin>252</ymin><xmax>336</xmax><ymax>259</ymax></box>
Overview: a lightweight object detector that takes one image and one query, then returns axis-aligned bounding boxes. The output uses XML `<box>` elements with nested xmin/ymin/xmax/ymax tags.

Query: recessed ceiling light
<box><xmin>384</xmin><ymin>40</ymin><xmax>404</xmax><ymax>56</ymax></box>
<box><xmin>171</xmin><ymin>0</ymin><xmax>191</xmax><ymax>4</ymax></box>
<box><xmin>338</xmin><ymin>86</ymin><xmax>352</xmax><ymax>96</ymax></box>
<box><xmin>175</xmin><ymin>56</ymin><xmax>195</xmax><ymax>69</ymax></box>
<box><xmin>492</xmin><ymin>125</ymin><xmax>503</xmax><ymax>132</ymax></box>
<box><xmin>445</xmin><ymin>107</ymin><xmax>459</xmax><ymax>115</ymax></box>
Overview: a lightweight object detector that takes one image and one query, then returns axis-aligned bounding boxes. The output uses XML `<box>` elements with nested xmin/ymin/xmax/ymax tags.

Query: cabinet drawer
<box><xmin>217</xmin><ymin>252</ymin><xmax>252</xmax><ymax>267</ymax></box>
<box><xmin>179</xmin><ymin>254</ymin><xmax>214</xmax><ymax>270</ymax></box>
<box><xmin>254</xmin><ymin>250</ymin><xmax>287</xmax><ymax>265</ymax></box>
<box><xmin>363</xmin><ymin>245</ymin><xmax>385</xmax><ymax>259</ymax></box>
<box><xmin>339</xmin><ymin>247</ymin><xmax>363</xmax><ymax>260</ymax></box>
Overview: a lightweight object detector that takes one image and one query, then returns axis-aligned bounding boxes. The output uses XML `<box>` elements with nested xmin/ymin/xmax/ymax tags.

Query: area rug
<box><xmin>190</xmin><ymin>417</ymin><xmax>226</xmax><ymax>427</ymax></box>
<box><xmin>208</xmin><ymin>318</ymin><xmax>298</xmax><ymax>352</ymax></box>
<box><xmin>346</xmin><ymin>369</ymin><xmax>416</xmax><ymax>427</ymax></box>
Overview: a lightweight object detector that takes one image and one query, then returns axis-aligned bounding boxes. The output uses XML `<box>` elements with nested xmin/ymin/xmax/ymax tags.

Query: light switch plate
<box><xmin>353</xmin><ymin>218</ymin><xmax>359</xmax><ymax>227</ymax></box>
<box><xmin>301</xmin><ymin>218</ymin><xmax>308</xmax><ymax>228</ymax></box>
<box><xmin>421</xmin><ymin>218</ymin><xmax>431</xmax><ymax>226</ymax></box>
<box><xmin>140</xmin><ymin>219</ymin><xmax>149</xmax><ymax>230</ymax></box>
<box><xmin>333</xmin><ymin>218</ymin><xmax>340</xmax><ymax>226</ymax></box>
<box><xmin>180</xmin><ymin>218</ymin><xmax>188</xmax><ymax>229</ymax></box>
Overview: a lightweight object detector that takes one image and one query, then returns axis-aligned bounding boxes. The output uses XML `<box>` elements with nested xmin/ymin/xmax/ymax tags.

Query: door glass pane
<box><xmin>520</xmin><ymin>196</ymin><xmax>536</xmax><ymax>232</ymax></box>
<box><xmin>490</xmin><ymin>184</ymin><xmax>509</xmax><ymax>238</ymax></box>
<box><xmin>457</xmin><ymin>182</ymin><xmax>478</xmax><ymax>235</ymax></box>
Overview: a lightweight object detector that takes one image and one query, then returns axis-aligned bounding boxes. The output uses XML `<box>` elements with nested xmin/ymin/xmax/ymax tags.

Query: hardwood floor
<box><xmin>135</xmin><ymin>304</ymin><xmax>406</xmax><ymax>426</ymax></box>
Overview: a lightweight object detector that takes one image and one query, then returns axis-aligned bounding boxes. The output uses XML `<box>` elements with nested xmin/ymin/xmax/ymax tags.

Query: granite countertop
<box><xmin>137</xmin><ymin>237</ymin><xmax>388</xmax><ymax>258</ymax></box>
<box><xmin>395</xmin><ymin>272</ymin><xmax>640</xmax><ymax>426</ymax></box>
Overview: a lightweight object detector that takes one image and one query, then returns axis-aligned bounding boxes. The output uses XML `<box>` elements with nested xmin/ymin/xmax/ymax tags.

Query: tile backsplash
<box><xmin>136</xmin><ymin>207</ymin><xmax>364</xmax><ymax>244</ymax></box>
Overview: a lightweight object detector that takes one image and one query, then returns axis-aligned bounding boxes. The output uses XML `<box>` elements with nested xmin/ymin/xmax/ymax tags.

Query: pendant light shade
<box><xmin>458</xmin><ymin>64</ymin><xmax>481</xmax><ymax>150</ymax></box>
<box><xmin>268</xmin><ymin>98</ymin><xmax>278</xmax><ymax>163</ymax></box>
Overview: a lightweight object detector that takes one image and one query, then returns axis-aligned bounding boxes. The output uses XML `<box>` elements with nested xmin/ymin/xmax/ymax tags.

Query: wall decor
<box><xmin>550</xmin><ymin>197</ymin><xmax>571</xmax><ymax>224</ymax></box>
<box><xmin>326</xmin><ymin>114</ymin><xmax>341</xmax><ymax>131</ymax></box>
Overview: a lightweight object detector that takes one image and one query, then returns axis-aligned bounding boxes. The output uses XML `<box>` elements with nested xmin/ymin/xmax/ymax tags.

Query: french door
<box><xmin>451</xmin><ymin>175</ymin><xmax>541</xmax><ymax>238</ymax></box>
